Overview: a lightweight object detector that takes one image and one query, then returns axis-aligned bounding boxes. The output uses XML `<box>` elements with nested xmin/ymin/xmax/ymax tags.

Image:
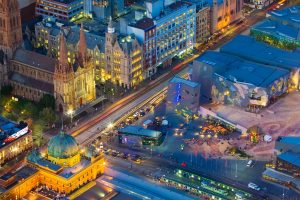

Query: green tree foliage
<box><xmin>38</xmin><ymin>94</ymin><xmax>56</xmax><ymax>109</ymax></box>
<box><xmin>39</xmin><ymin>107</ymin><xmax>56</xmax><ymax>125</ymax></box>
<box><xmin>32</xmin><ymin>120</ymin><xmax>44</xmax><ymax>147</ymax></box>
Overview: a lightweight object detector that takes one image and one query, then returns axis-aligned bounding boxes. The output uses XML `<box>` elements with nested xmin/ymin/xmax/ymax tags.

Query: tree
<box><xmin>38</xmin><ymin>94</ymin><xmax>56</xmax><ymax>109</ymax></box>
<box><xmin>32</xmin><ymin>120</ymin><xmax>44</xmax><ymax>147</ymax></box>
<box><xmin>0</xmin><ymin>85</ymin><xmax>13</xmax><ymax>95</ymax></box>
<box><xmin>39</xmin><ymin>107</ymin><xmax>56</xmax><ymax>125</ymax></box>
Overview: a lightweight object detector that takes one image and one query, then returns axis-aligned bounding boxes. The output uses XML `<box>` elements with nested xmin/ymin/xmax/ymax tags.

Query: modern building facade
<box><xmin>167</xmin><ymin>76</ymin><xmax>200</xmax><ymax>111</ymax></box>
<box><xmin>36</xmin><ymin>0</ymin><xmax>85</xmax><ymax>22</ymax></box>
<box><xmin>193</xmin><ymin>51</ymin><xmax>289</xmax><ymax>108</ymax></box>
<box><xmin>0</xmin><ymin>130</ymin><xmax>105</xmax><ymax>199</ymax></box>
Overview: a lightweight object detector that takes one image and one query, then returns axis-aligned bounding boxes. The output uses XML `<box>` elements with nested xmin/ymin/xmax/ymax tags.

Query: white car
<box><xmin>248</xmin><ymin>182</ymin><xmax>260</xmax><ymax>191</ymax></box>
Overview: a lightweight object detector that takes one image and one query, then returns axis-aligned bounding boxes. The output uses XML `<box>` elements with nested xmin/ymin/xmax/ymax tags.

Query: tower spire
<box><xmin>78</xmin><ymin>23</ymin><xmax>87</xmax><ymax>61</ymax></box>
<box><xmin>56</xmin><ymin>32</ymin><xmax>73</xmax><ymax>74</ymax></box>
<box><xmin>108</xmin><ymin>16</ymin><xmax>115</xmax><ymax>34</ymax></box>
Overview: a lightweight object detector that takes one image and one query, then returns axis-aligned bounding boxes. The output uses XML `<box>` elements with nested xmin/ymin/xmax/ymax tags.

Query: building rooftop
<box><xmin>170</xmin><ymin>76</ymin><xmax>199</xmax><ymax>88</ymax></box>
<box><xmin>276</xmin><ymin>136</ymin><xmax>300</xmax><ymax>145</ymax></box>
<box><xmin>278</xmin><ymin>151</ymin><xmax>300</xmax><ymax>168</ymax></box>
<box><xmin>220</xmin><ymin>35</ymin><xmax>300</xmax><ymax>70</ymax></box>
<box><xmin>129</xmin><ymin>18</ymin><xmax>155</xmax><ymax>31</ymax></box>
<box><xmin>196</xmin><ymin>51</ymin><xmax>289</xmax><ymax>87</ymax></box>
<box><xmin>252</xmin><ymin>19</ymin><xmax>300</xmax><ymax>40</ymax></box>
<box><xmin>9</xmin><ymin>72</ymin><xmax>54</xmax><ymax>94</ymax></box>
<box><xmin>153</xmin><ymin>1</ymin><xmax>194</xmax><ymax>21</ymax></box>
<box><xmin>59</xmin><ymin>157</ymin><xmax>91</xmax><ymax>178</ymax></box>
<box><xmin>118</xmin><ymin>126</ymin><xmax>162</xmax><ymax>138</ymax></box>
<box><xmin>268</xmin><ymin>5</ymin><xmax>300</xmax><ymax>28</ymax></box>
<box><xmin>12</xmin><ymin>49</ymin><xmax>56</xmax><ymax>73</ymax></box>
<box><xmin>0</xmin><ymin>117</ymin><xmax>29</xmax><ymax>149</ymax></box>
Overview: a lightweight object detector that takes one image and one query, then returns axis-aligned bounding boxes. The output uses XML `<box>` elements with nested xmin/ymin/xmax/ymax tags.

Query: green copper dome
<box><xmin>48</xmin><ymin>131</ymin><xmax>79</xmax><ymax>159</ymax></box>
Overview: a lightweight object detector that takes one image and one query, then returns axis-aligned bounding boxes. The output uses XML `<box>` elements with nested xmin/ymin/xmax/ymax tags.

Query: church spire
<box><xmin>56</xmin><ymin>32</ymin><xmax>73</xmax><ymax>74</ymax></box>
<box><xmin>107</xmin><ymin>16</ymin><xmax>115</xmax><ymax>34</ymax></box>
<box><xmin>78</xmin><ymin>23</ymin><xmax>87</xmax><ymax>61</ymax></box>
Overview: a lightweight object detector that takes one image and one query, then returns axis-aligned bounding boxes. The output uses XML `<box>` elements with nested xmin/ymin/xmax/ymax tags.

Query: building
<box><xmin>0</xmin><ymin>0</ymin><xmax>23</xmax><ymax>60</ymax></box>
<box><xmin>54</xmin><ymin>26</ymin><xmax>96</xmax><ymax>112</ymax></box>
<box><xmin>251</xmin><ymin>6</ymin><xmax>300</xmax><ymax>50</ymax></box>
<box><xmin>220</xmin><ymin>35</ymin><xmax>300</xmax><ymax>89</ymax></box>
<box><xmin>118</xmin><ymin>125</ymin><xmax>163</xmax><ymax>146</ymax></box>
<box><xmin>192</xmin><ymin>51</ymin><xmax>289</xmax><ymax>108</ymax></box>
<box><xmin>152</xmin><ymin>1</ymin><xmax>196</xmax><ymax>68</ymax></box>
<box><xmin>0</xmin><ymin>117</ymin><xmax>32</xmax><ymax>165</ymax></box>
<box><xmin>36</xmin><ymin>0</ymin><xmax>85</xmax><ymax>22</ymax></box>
<box><xmin>105</xmin><ymin>18</ymin><xmax>144</xmax><ymax>88</ymax></box>
<box><xmin>210</xmin><ymin>0</ymin><xmax>243</xmax><ymax>33</ymax></box>
<box><xmin>127</xmin><ymin>18</ymin><xmax>157</xmax><ymax>78</ymax></box>
<box><xmin>187</xmin><ymin>0</ymin><xmax>210</xmax><ymax>46</ymax></box>
<box><xmin>262</xmin><ymin>136</ymin><xmax>300</xmax><ymax>191</ymax></box>
<box><xmin>17</xmin><ymin>0</ymin><xmax>36</xmax><ymax>22</ymax></box>
<box><xmin>0</xmin><ymin>130</ymin><xmax>105</xmax><ymax>199</ymax></box>
<box><xmin>167</xmin><ymin>76</ymin><xmax>200</xmax><ymax>111</ymax></box>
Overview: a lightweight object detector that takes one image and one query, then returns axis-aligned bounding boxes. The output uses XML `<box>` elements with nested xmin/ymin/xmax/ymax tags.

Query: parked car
<box><xmin>248</xmin><ymin>182</ymin><xmax>260</xmax><ymax>191</ymax></box>
<box><xmin>246</xmin><ymin>160</ymin><xmax>254</xmax><ymax>167</ymax></box>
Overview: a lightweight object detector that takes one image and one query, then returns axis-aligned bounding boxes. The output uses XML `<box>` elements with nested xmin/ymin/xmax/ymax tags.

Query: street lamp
<box><xmin>107</xmin><ymin>123</ymin><xmax>114</xmax><ymax>129</ymax></box>
<box><xmin>67</xmin><ymin>109</ymin><xmax>74</xmax><ymax>124</ymax></box>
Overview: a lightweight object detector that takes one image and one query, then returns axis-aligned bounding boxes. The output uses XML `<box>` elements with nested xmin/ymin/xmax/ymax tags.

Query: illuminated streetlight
<box><xmin>67</xmin><ymin>109</ymin><xmax>74</xmax><ymax>123</ymax></box>
<box><xmin>107</xmin><ymin>123</ymin><xmax>114</xmax><ymax>129</ymax></box>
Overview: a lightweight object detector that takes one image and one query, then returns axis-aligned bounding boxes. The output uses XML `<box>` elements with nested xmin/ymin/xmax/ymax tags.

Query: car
<box><xmin>246</xmin><ymin>160</ymin><xmax>254</xmax><ymax>167</ymax></box>
<box><xmin>139</xmin><ymin>109</ymin><xmax>145</xmax><ymax>117</ymax></box>
<box><xmin>248</xmin><ymin>182</ymin><xmax>260</xmax><ymax>191</ymax></box>
<box><xmin>235</xmin><ymin>192</ymin><xmax>245</xmax><ymax>200</ymax></box>
<box><xmin>145</xmin><ymin>107</ymin><xmax>151</xmax><ymax>112</ymax></box>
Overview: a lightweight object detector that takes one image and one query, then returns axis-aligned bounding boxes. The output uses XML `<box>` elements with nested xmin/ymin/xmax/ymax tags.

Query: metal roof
<box><xmin>118</xmin><ymin>126</ymin><xmax>162</xmax><ymax>138</ymax></box>
<box><xmin>196</xmin><ymin>51</ymin><xmax>289</xmax><ymax>87</ymax></box>
<box><xmin>220</xmin><ymin>35</ymin><xmax>300</xmax><ymax>70</ymax></box>
<box><xmin>278</xmin><ymin>152</ymin><xmax>300</xmax><ymax>168</ymax></box>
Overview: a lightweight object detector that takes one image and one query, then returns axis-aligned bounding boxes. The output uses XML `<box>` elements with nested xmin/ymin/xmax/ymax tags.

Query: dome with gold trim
<box><xmin>47</xmin><ymin>130</ymin><xmax>79</xmax><ymax>159</ymax></box>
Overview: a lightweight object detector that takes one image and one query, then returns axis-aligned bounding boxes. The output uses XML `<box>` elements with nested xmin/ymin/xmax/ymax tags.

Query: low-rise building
<box><xmin>0</xmin><ymin>117</ymin><xmax>32</xmax><ymax>165</ymax></box>
<box><xmin>118</xmin><ymin>125</ymin><xmax>163</xmax><ymax>146</ymax></box>
<box><xmin>167</xmin><ymin>76</ymin><xmax>200</xmax><ymax>111</ymax></box>
<box><xmin>262</xmin><ymin>136</ymin><xmax>300</xmax><ymax>191</ymax></box>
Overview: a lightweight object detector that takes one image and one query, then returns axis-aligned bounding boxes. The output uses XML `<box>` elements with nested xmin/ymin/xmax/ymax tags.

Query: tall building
<box><xmin>54</xmin><ymin>25</ymin><xmax>96</xmax><ymax>112</ymax></box>
<box><xmin>35</xmin><ymin>0</ymin><xmax>84</xmax><ymax>22</ymax></box>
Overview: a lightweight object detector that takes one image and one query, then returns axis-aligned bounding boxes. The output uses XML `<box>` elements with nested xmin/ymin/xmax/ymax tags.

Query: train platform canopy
<box><xmin>220</xmin><ymin>35</ymin><xmax>300</xmax><ymax>70</ymax></box>
<box><xmin>118</xmin><ymin>126</ymin><xmax>162</xmax><ymax>138</ymax></box>
<box><xmin>278</xmin><ymin>152</ymin><xmax>300</xmax><ymax>168</ymax></box>
<box><xmin>197</xmin><ymin>51</ymin><xmax>289</xmax><ymax>87</ymax></box>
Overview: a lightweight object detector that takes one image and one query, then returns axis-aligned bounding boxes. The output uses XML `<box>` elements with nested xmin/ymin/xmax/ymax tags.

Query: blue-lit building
<box><xmin>251</xmin><ymin>5</ymin><xmax>300</xmax><ymax>50</ymax></box>
<box><xmin>36</xmin><ymin>0</ymin><xmax>84</xmax><ymax>22</ymax></box>
<box><xmin>220</xmin><ymin>35</ymin><xmax>300</xmax><ymax>89</ymax></box>
<box><xmin>167</xmin><ymin>76</ymin><xmax>200</xmax><ymax>111</ymax></box>
<box><xmin>192</xmin><ymin>51</ymin><xmax>289</xmax><ymax>108</ymax></box>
